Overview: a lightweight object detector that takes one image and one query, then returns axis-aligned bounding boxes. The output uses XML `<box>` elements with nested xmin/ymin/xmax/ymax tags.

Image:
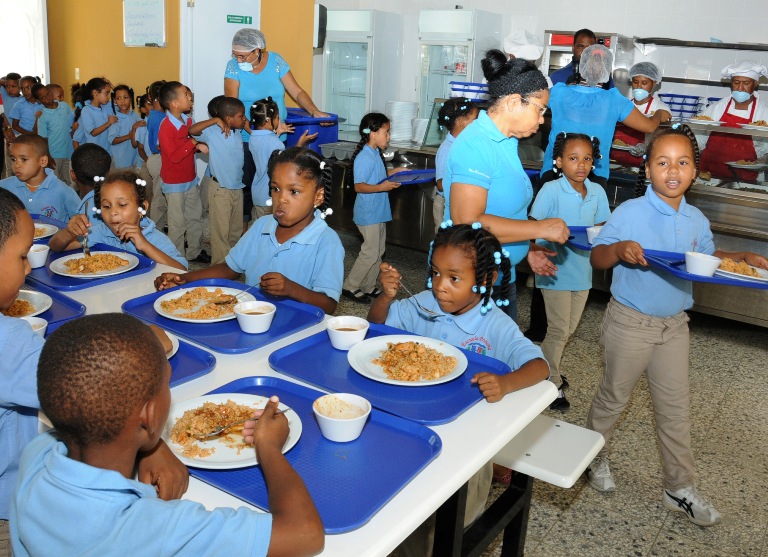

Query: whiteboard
<box><xmin>123</xmin><ymin>0</ymin><xmax>166</xmax><ymax>47</ymax></box>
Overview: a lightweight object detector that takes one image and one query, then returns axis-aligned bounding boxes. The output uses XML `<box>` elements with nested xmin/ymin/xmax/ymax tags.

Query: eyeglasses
<box><xmin>231</xmin><ymin>49</ymin><xmax>256</xmax><ymax>61</ymax></box>
<box><xmin>522</xmin><ymin>98</ymin><xmax>548</xmax><ymax>116</ymax></box>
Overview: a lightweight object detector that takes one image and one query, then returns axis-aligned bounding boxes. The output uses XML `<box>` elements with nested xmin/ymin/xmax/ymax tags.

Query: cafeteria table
<box><xmin>64</xmin><ymin>264</ymin><xmax>557</xmax><ymax>556</ymax></box>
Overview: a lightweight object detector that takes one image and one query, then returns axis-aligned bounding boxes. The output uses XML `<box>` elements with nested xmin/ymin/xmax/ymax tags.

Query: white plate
<box><xmin>725</xmin><ymin>161</ymin><xmax>768</xmax><ymax>171</ymax></box>
<box><xmin>6</xmin><ymin>289</ymin><xmax>53</xmax><ymax>318</ymax></box>
<box><xmin>714</xmin><ymin>266</ymin><xmax>768</xmax><ymax>283</ymax></box>
<box><xmin>163</xmin><ymin>394</ymin><xmax>301</xmax><ymax>469</ymax></box>
<box><xmin>33</xmin><ymin>223</ymin><xmax>58</xmax><ymax>240</ymax></box>
<box><xmin>49</xmin><ymin>251</ymin><xmax>139</xmax><ymax>279</ymax></box>
<box><xmin>610</xmin><ymin>144</ymin><xmax>634</xmax><ymax>151</ymax></box>
<box><xmin>153</xmin><ymin>286</ymin><xmax>257</xmax><ymax>324</ymax></box>
<box><xmin>737</xmin><ymin>123</ymin><xmax>768</xmax><ymax>131</ymax></box>
<box><xmin>686</xmin><ymin>119</ymin><xmax>725</xmax><ymax>126</ymax></box>
<box><xmin>166</xmin><ymin>331</ymin><xmax>180</xmax><ymax>359</ymax></box>
<box><xmin>347</xmin><ymin>334</ymin><xmax>469</xmax><ymax>387</ymax></box>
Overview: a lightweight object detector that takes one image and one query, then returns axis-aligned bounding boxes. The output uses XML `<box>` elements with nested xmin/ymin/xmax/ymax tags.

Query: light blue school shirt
<box><xmin>200</xmin><ymin>126</ymin><xmax>245</xmax><ymax>190</ymax></box>
<box><xmin>249</xmin><ymin>130</ymin><xmax>283</xmax><ymax>205</ymax></box>
<box><xmin>225</xmin><ymin>212</ymin><xmax>344</xmax><ymax>302</ymax></box>
<box><xmin>385</xmin><ymin>290</ymin><xmax>547</xmax><ymax>374</ymax></box>
<box><xmin>36</xmin><ymin>102</ymin><xmax>74</xmax><ymax>159</ymax></box>
<box><xmin>107</xmin><ymin>111</ymin><xmax>141</xmax><ymax>169</ymax></box>
<box><xmin>8</xmin><ymin>98</ymin><xmax>40</xmax><ymax>134</ymax></box>
<box><xmin>434</xmin><ymin>133</ymin><xmax>455</xmax><ymax>194</ymax></box>
<box><xmin>11</xmin><ymin>433</ymin><xmax>272</xmax><ymax>556</ymax></box>
<box><xmin>225</xmin><ymin>54</ymin><xmax>291</xmax><ymax>142</ymax></box>
<box><xmin>134</xmin><ymin>125</ymin><xmax>149</xmax><ymax>168</ymax></box>
<box><xmin>0</xmin><ymin>87</ymin><xmax>22</xmax><ymax>123</ymax></box>
<box><xmin>72</xmin><ymin>117</ymin><xmax>86</xmax><ymax>145</ymax></box>
<box><xmin>86</xmin><ymin>216</ymin><xmax>188</xmax><ymax>269</ymax></box>
<box><xmin>541</xmin><ymin>83</ymin><xmax>634</xmax><ymax>179</ymax></box>
<box><xmin>530</xmin><ymin>176</ymin><xmax>611</xmax><ymax>291</ymax></box>
<box><xmin>0</xmin><ymin>168</ymin><xmax>80</xmax><ymax>220</ymax></box>
<box><xmin>353</xmin><ymin>145</ymin><xmax>390</xmax><ymax>226</ymax></box>
<box><xmin>444</xmin><ymin>110</ymin><xmax>533</xmax><ymax>279</ymax></box>
<box><xmin>160</xmin><ymin>112</ymin><xmax>198</xmax><ymax>194</ymax></box>
<box><xmin>79</xmin><ymin>101</ymin><xmax>113</xmax><ymax>154</ymax></box>
<box><xmin>0</xmin><ymin>315</ymin><xmax>43</xmax><ymax>520</ymax></box>
<box><xmin>76</xmin><ymin>189</ymin><xmax>94</xmax><ymax>215</ymax></box>
<box><xmin>593</xmin><ymin>187</ymin><xmax>715</xmax><ymax>318</ymax></box>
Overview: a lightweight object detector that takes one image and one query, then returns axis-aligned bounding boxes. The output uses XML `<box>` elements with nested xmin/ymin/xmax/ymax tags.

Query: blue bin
<box><xmin>284</xmin><ymin>108</ymin><xmax>339</xmax><ymax>154</ymax></box>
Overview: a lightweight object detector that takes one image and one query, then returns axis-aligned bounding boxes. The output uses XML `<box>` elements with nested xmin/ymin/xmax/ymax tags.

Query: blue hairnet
<box><xmin>579</xmin><ymin>44</ymin><xmax>613</xmax><ymax>87</ymax></box>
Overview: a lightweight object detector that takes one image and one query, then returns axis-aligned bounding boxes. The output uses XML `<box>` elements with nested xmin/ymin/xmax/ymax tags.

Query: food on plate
<box><xmin>750</xmin><ymin>120</ymin><xmax>767</xmax><ymax>126</ymax></box>
<box><xmin>159</xmin><ymin>287</ymin><xmax>236</xmax><ymax>320</ymax></box>
<box><xmin>314</xmin><ymin>395</ymin><xmax>367</xmax><ymax>419</ymax></box>
<box><xmin>718</xmin><ymin>257</ymin><xmax>759</xmax><ymax>277</ymax></box>
<box><xmin>612</xmin><ymin>139</ymin><xmax>630</xmax><ymax>147</ymax></box>
<box><xmin>1</xmin><ymin>299</ymin><xmax>36</xmax><ymax>317</ymax></box>
<box><xmin>148</xmin><ymin>324</ymin><xmax>173</xmax><ymax>354</ymax></box>
<box><xmin>692</xmin><ymin>115</ymin><xmax>714</xmax><ymax>121</ymax></box>
<box><xmin>170</xmin><ymin>399</ymin><xmax>257</xmax><ymax>458</ymax></box>
<box><xmin>373</xmin><ymin>341</ymin><xmax>457</xmax><ymax>382</ymax></box>
<box><xmin>699</xmin><ymin>171</ymin><xmax>712</xmax><ymax>181</ymax></box>
<box><xmin>734</xmin><ymin>159</ymin><xmax>758</xmax><ymax>165</ymax></box>
<box><xmin>63</xmin><ymin>252</ymin><xmax>130</xmax><ymax>274</ymax></box>
<box><xmin>34</xmin><ymin>226</ymin><xmax>48</xmax><ymax>238</ymax></box>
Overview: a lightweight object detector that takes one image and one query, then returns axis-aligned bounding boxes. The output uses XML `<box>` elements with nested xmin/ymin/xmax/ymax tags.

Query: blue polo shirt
<box><xmin>76</xmin><ymin>189</ymin><xmax>95</xmax><ymax>215</ymax></box>
<box><xmin>530</xmin><ymin>176</ymin><xmax>611</xmax><ymax>291</ymax></box>
<box><xmin>11</xmin><ymin>433</ymin><xmax>272</xmax><ymax>556</ymax></box>
<box><xmin>86</xmin><ymin>217</ymin><xmax>188</xmax><ymax>269</ymax></box>
<box><xmin>134</xmin><ymin>125</ymin><xmax>150</xmax><ymax>168</ymax></box>
<box><xmin>0</xmin><ymin>315</ymin><xmax>43</xmax><ymax>520</ymax></box>
<box><xmin>434</xmin><ymin>133</ymin><xmax>455</xmax><ymax>195</ymax></box>
<box><xmin>386</xmin><ymin>290</ymin><xmax>547</xmax><ymax>374</ymax></box>
<box><xmin>36</xmin><ymin>102</ymin><xmax>74</xmax><ymax>159</ymax></box>
<box><xmin>0</xmin><ymin>88</ymin><xmax>22</xmax><ymax>125</ymax></box>
<box><xmin>542</xmin><ymin>83</ymin><xmax>634</xmax><ymax>179</ymax></box>
<box><xmin>444</xmin><ymin>110</ymin><xmax>533</xmax><ymax>278</ymax></box>
<box><xmin>147</xmin><ymin>109</ymin><xmax>165</xmax><ymax>155</ymax></box>
<box><xmin>0</xmin><ymin>169</ymin><xmax>80</xmax><ymax>220</ymax></box>
<box><xmin>593</xmin><ymin>187</ymin><xmax>715</xmax><ymax>317</ymax></box>
<box><xmin>9</xmin><ymin>98</ymin><xmax>41</xmax><ymax>134</ymax></box>
<box><xmin>226</xmin><ymin>212</ymin><xmax>344</xmax><ymax>302</ymax></box>
<box><xmin>249</xmin><ymin>130</ymin><xmax>283</xmax><ymax>205</ymax></box>
<box><xmin>353</xmin><ymin>145</ymin><xmax>390</xmax><ymax>226</ymax></box>
<box><xmin>199</xmin><ymin>126</ymin><xmax>245</xmax><ymax>190</ymax></box>
<box><xmin>79</xmin><ymin>102</ymin><xmax>113</xmax><ymax>154</ymax></box>
<box><xmin>107</xmin><ymin>111</ymin><xmax>141</xmax><ymax>169</ymax></box>
<box><xmin>72</xmin><ymin>117</ymin><xmax>86</xmax><ymax>145</ymax></box>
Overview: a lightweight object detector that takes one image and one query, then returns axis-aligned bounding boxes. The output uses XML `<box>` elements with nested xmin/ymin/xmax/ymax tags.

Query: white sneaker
<box><xmin>663</xmin><ymin>486</ymin><xmax>721</xmax><ymax>527</ymax></box>
<box><xmin>586</xmin><ymin>457</ymin><xmax>616</xmax><ymax>492</ymax></box>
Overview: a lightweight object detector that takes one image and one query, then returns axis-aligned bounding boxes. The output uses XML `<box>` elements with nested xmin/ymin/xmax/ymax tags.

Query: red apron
<box><xmin>699</xmin><ymin>98</ymin><xmax>758</xmax><ymax>182</ymax></box>
<box><xmin>610</xmin><ymin>99</ymin><xmax>652</xmax><ymax>167</ymax></box>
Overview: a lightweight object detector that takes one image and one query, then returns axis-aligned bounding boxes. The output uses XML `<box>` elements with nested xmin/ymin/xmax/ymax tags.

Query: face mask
<box><xmin>238</xmin><ymin>61</ymin><xmax>254</xmax><ymax>71</ymax></box>
<box><xmin>632</xmin><ymin>88</ymin><xmax>650</xmax><ymax>102</ymax></box>
<box><xmin>731</xmin><ymin>90</ymin><xmax>752</xmax><ymax>103</ymax></box>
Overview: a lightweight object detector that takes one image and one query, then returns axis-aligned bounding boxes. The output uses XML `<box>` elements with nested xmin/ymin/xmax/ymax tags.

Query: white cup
<box><xmin>21</xmin><ymin>316</ymin><xmax>47</xmax><ymax>336</ymax></box>
<box><xmin>27</xmin><ymin>245</ymin><xmax>50</xmax><ymax>269</ymax></box>
<box><xmin>326</xmin><ymin>316</ymin><xmax>369</xmax><ymax>351</ymax></box>
<box><xmin>586</xmin><ymin>226</ymin><xmax>603</xmax><ymax>244</ymax></box>
<box><xmin>313</xmin><ymin>393</ymin><xmax>371</xmax><ymax>442</ymax></box>
<box><xmin>685</xmin><ymin>251</ymin><xmax>721</xmax><ymax>277</ymax></box>
<box><xmin>234</xmin><ymin>301</ymin><xmax>276</xmax><ymax>334</ymax></box>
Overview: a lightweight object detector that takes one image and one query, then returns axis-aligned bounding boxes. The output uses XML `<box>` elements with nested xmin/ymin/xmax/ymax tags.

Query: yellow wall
<box><xmin>47</xmin><ymin>0</ymin><xmax>180</xmax><ymax>102</ymax></box>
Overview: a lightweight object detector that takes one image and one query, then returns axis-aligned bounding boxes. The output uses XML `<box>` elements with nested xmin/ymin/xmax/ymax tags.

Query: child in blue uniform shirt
<box><xmin>586</xmin><ymin>124</ymin><xmax>768</xmax><ymax>527</ymax></box>
<box><xmin>77</xmin><ymin>78</ymin><xmax>117</xmax><ymax>155</ymax></box>
<box><xmin>31</xmin><ymin>84</ymin><xmax>75</xmax><ymax>188</ymax></box>
<box><xmin>8</xmin><ymin>76</ymin><xmax>40</xmax><ymax>136</ymax></box>
<box><xmin>155</xmin><ymin>147</ymin><xmax>344</xmax><ymax>315</ymax></box>
<box><xmin>107</xmin><ymin>85</ymin><xmax>144</xmax><ymax>170</ymax></box>
<box><xmin>0</xmin><ymin>135</ymin><xmax>80</xmax><ymax>220</ymax></box>
<box><xmin>530</xmin><ymin>133</ymin><xmax>610</xmax><ymax>411</ymax></box>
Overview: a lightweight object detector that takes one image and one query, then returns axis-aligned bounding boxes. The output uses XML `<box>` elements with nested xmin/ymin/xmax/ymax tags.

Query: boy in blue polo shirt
<box><xmin>8</xmin><ymin>77</ymin><xmax>40</xmax><ymax>137</ymax></box>
<box><xmin>32</xmin><ymin>84</ymin><xmax>75</xmax><ymax>188</ymax></box>
<box><xmin>0</xmin><ymin>135</ymin><xmax>80</xmax><ymax>221</ymax></box>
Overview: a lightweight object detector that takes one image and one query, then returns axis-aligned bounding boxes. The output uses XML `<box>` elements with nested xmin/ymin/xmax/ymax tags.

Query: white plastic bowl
<box><xmin>21</xmin><ymin>316</ymin><xmax>47</xmax><ymax>336</ymax></box>
<box><xmin>685</xmin><ymin>251</ymin><xmax>721</xmax><ymax>277</ymax></box>
<box><xmin>27</xmin><ymin>245</ymin><xmax>50</xmax><ymax>269</ymax></box>
<box><xmin>586</xmin><ymin>226</ymin><xmax>603</xmax><ymax>244</ymax></box>
<box><xmin>326</xmin><ymin>316</ymin><xmax>369</xmax><ymax>351</ymax></box>
<box><xmin>313</xmin><ymin>393</ymin><xmax>371</xmax><ymax>442</ymax></box>
<box><xmin>234</xmin><ymin>301</ymin><xmax>276</xmax><ymax>334</ymax></box>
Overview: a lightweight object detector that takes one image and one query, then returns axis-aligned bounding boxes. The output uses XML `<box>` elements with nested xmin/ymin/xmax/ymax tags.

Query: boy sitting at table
<box><xmin>10</xmin><ymin>313</ymin><xmax>324</xmax><ymax>557</ymax></box>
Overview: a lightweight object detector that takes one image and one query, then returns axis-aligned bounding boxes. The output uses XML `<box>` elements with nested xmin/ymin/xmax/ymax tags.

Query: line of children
<box><xmin>108</xmin><ymin>84</ymin><xmax>145</xmax><ymax>170</ymax></box>
<box><xmin>31</xmin><ymin>83</ymin><xmax>75</xmax><ymax>188</ymax></box>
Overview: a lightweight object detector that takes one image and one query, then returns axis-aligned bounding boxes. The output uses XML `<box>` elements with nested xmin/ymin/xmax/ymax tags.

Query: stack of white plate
<box><xmin>411</xmin><ymin>118</ymin><xmax>429</xmax><ymax>146</ymax></box>
<box><xmin>385</xmin><ymin>101</ymin><xmax>418</xmax><ymax>144</ymax></box>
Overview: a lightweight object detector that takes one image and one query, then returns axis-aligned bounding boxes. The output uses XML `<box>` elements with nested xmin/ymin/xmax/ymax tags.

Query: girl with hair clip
<box><xmin>434</xmin><ymin>98</ymin><xmax>479</xmax><ymax>234</ymax></box>
<box><xmin>529</xmin><ymin>132</ymin><xmax>610</xmax><ymax>411</ymax></box>
<box><xmin>48</xmin><ymin>170</ymin><xmax>187</xmax><ymax>270</ymax></box>
<box><xmin>77</xmin><ymin>77</ymin><xmax>118</xmax><ymax>155</ymax></box>
<box><xmin>155</xmin><ymin>147</ymin><xmax>344</xmax><ymax>315</ymax></box>
<box><xmin>108</xmin><ymin>85</ymin><xmax>146</xmax><ymax>170</ymax></box>
<box><xmin>368</xmin><ymin>222</ymin><xmax>550</xmax><ymax>548</ymax></box>
<box><xmin>342</xmin><ymin>112</ymin><xmax>407</xmax><ymax>303</ymax></box>
<box><xmin>586</xmin><ymin>124</ymin><xmax>768</xmax><ymax>527</ymax></box>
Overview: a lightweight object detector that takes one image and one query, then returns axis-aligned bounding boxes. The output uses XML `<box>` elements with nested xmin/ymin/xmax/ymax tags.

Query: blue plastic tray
<box><xmin>169</xmin><ymin>339</ymin><xmax>216</xmax><ymax>387</ymax></box>
<box><xmin>645</xmin><ymin>252</ymin><xmax>768</xmax><ymax>289</ymax></box>
<box><xmin>21</xmin><ymin>279</ymin><xmax>86</xmax><ymax>336</ymax></box>
<box><xmin>190</xmin><ymin>376</ymin><xmax>441</xmax><ymax>534</ymax></box>
<box><xmin>269</xmin><ymin>323</ymin><xmax>510</xmax><ymax>425</ymax></box>
<box><xmin>378</xmin><ymin>169</ymin><xmax>436</xmax><ymax>185</ymax></box>
<box><xmin>31</xmin><ymin>214</ymin><xmax>67</xmax><ymax>245</ymax></box>
<box><xmin>26</xmin><ymin>243</ymin><xmax>156</xmax><ymax>291</ymax></box>
<box><xmin>121</xmin><ymin>279</ymin><xmax>325</xmax><ymax>354</ymax></box>
<box><xmin>567</xmin><ymin>226</ymin><xmax>592</xmax><ymax>251</ymax></box>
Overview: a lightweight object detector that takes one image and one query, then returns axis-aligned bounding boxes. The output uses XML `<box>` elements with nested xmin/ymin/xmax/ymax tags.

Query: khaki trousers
<box><xmin>207</xmin><ymin>177</ymin><xmax>243</xmax><ymax>265</ymax></box>
<box><xmin>3</xmin><ymin>139</ymin><xmax>12</xmax><ymax>178</ymax></box>
<box><xmin>166</xmin><ymin>185</ymin><xmax>203</xmax><ymax>260</ymax></box>
<box><xmin>432</xmin><ymin>192</ymin><xmax>445</xmax><ymax>235</ymax></box>
<box><xmin>540</xmin><ymin>288</ymin><xmax>589</xmax><ymax>386</ymax></box>
<box><xmin>250</xmin><ymin>203</ymin><xmax>273</xmax><ymax>228</ymax></box>
<box><xmin>586</xmin><ymin>298</ymin><xmax>695</xmax><ymax>490</ymax></box>
<box><xmin>145</xmin><ymin>154</ymin><xmax>167</xmax><ymax>230</ymax></box>
<box><xmin>53</xmin><ymin>158</ymin><xmax>74</xmax><ymax>189</ymax></box>
<box><xmin>136</xmin><ymin>163</ymin><xmax>154</xmax><ymax>206</ymax></box>
<box><xmin>0</xmin><ymin>519</ymin><xmax>9</xmax><ymax>557</ymax></box>
<box><xmin>343</xmin><ymin>222</ymin><xmax>386</xmax><ymax>294</ymax></box>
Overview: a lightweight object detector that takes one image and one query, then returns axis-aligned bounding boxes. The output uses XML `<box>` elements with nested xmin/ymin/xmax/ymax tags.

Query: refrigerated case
<box><xmin>322</xmin><ymin>10</ymin><xmax>401</xmax><ymax>141</ymax></box>
<box><xmin>417</xmin><ymin>9</ymin><xmax>502</xmax><ymax>118</ymax></box>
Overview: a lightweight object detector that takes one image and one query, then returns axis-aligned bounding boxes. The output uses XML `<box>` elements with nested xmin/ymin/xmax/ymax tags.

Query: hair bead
<box><xmin>93</xmin><ymin>176</ymin><xmax>104</xmax><ymax>183</ymax></box>
<box><xmin>319</xmin><ymin>161</ymin><xmax>326</xmax><ymax>170</ymax></box>
<box><xmin>471</xmin><ymin>222</ymin><xmax>482</xmax><ymax>230</ymax></box>
<box><xmin>135</xmin><ymin>178</ymin><xmax>147</xmax><ymax>187</ymax></box>
<box><xmin>496</xmin><ymin>299</ymin><xmax>503</xmax><ymax>307</ymax></box>
<box><xmin>472</xmin><ymin>285</ymin><xmax>478</xmax><ymax>293</ymax></box>
<box><xmin>440</xmin><ymin>219</ymin><xmax>453</xmax><ymax>229</ymax></box>
<box><xmin>138</xmin><ymin>207</ymin><xmax>146</xmax><ymax>216</ymax></box>
<box><xmin>362</xmin><ymin>127</ymin><xmax>371</xmax><ymax>134</ymax></box>
<box><xmin>479</xmin><ymin>286</ymin><xmax>487</xmax><ymax>294</ymax></box>
<box><xmin>480</xmin><ymin>305</ymin><xmax>488</xmax><ymax>315</ymax></box>
<box><xmin>427</xmin><ymin>278</ymin><xmax>433</xmax><ymax>288</ymax></box>
<box><xmin>265</xmin><ymin>198</ymin><xmax>273</xmax><ymax>206</ymax></box>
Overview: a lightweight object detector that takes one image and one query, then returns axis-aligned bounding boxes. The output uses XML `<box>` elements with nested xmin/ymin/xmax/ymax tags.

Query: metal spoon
<box><xmin>398</xmin><ymin>282</ymin><xmax>441</xmax><ymax>319</ymax></box>
<box><xmin>194</xmin><ymin>408</ymin><xmax>290</xmax><ymax>439</ymax></box>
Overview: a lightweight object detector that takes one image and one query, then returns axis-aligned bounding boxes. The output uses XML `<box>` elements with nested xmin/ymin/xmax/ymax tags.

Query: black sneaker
<box><xmin>366</xmin><ymin>287</ymin><xmax>383</xmax><ymax>298</ymax></box>
<box><xmin>524</xmin><ymin>329</ymin><xmax>546</xmax><ymax>343</ymax></box>
<box><xmin>191</xmin><ymin>250</ymin><xmax>211</xmax><ymax>264</ymax></box>
<box><xmin>549</xmin><ymin>392</ymin><xmax>570</xmax><ymax>412</ymax></box>
<box><xmin>560</xmin><ymin>375</ymin><xmax>570</xmax><ymax>391</ymax></box>
<box><xmin>342</xmin><ymin>289</ymin><xmax>371</xmax><ymax>303</ymax></box>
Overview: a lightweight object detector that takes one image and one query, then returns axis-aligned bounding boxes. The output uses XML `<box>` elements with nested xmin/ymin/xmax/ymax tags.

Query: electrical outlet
<box><xmin>75</xmin><ymin>67</ymin><xmax>80</xmax><ymax>80</ymax></box>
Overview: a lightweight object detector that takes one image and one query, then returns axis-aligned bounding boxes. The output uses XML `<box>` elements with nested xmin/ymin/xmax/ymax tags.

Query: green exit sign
<box><xmin>227</xmin><ymin>14</ymin><xmax>252</xmax><ymax>24</ymax></box>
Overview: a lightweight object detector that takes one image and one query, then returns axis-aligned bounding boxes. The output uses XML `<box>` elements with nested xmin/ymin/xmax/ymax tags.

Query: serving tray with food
<box><xmin>643</xmin><ymin>251</ymin><xmax>768</xmax><ymax>289</ymax></box>
<box><xmin>30</xmin><ymin>214</ymin><xmax>66</xmax><ymax>245</ymax></box>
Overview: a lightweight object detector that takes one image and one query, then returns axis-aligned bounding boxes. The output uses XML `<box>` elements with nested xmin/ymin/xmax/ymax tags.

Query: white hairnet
<box><xmin>503</xmin><ymin>29</ymin><xmax>544</xmax><ymax>61</ymax></box>
<box><xmin>232</xmin><ymin>28</ymin><xmax>266</xmax><ymax>51</ymax></box>
<box><xmin>579</xmin><ymin>44</ymin><xmax>613</xmax><ymax>87</ymax></box>
<box><xmin>629</xmin><ymin>62</ymin><xmax>661</xmax><ymax>83</ymax></box>
<box><xmin>721</xmin><ymin>60</ymin><xmax>768</xmax><ymax>81</ymax></box>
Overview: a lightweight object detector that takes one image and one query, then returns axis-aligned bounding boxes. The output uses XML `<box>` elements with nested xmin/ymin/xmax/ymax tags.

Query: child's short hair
<box><xmin>4</xmin><ymin>72</ymin><xmax>21</xmax><ymax>82</ymax></box>
<box><xmin>37</xmin><ymin>313</ymin><xmax>166</xmax><ymax>447</ymax></box>
<box><xmin>207</xmin><ymin>95</ymin><xmax>225</xmax><ymax>118</ymax></box>
<box><xmin>112</xmin><ymin>84</ymin><xmax>135</xmax><ymax>111</ymax></box>
<box><xmin>250</xmin><ymin>97</ymin><xmax>279</xmax><ymax>128</ymax></box>
<box><xmin>551</xmin><ymin>132</ymin><xmax>601</xmax><ymax>175</ymax></box>
<box><xmin>158</xmin><ymin>81</ymin><xmax>184</xmax><ymax>111</ymax></box>
<box><xmin>437</xmin><ymin>98</ymin><xmax>477</xmax><ymax>133</ymax></box>
<box><xmin>634</xmin><ymin>123</ymin><xmax>699</xmax><ymax>197</ymax></box>
<box><xmin>218</xmin><ymin>97</ymin><xmax>245</xmax><ymax>119</ymax></box>
<box><xmin>94</xmin><ymin>170</ymin><xmax>149</xmax><ymax>212</ymax></box>
<box><xmin>429</xmin><ymin>223</ymin><xmax>513</xmax><ymax>312</ymax></box>
<box><xmin>20</xmin><ymin>75</ymin><xmax>40</xmax><ymax>86</ymax></box>
<box><xmin>11</xmin><ymin>134</ymin><xmax>49</xmax><ymax>158</ymax></box>
<box><xmin>71</xmin><ymin>144</ymin><xmax>112</xmax><ymax>186</ymax></box>
<box><xmin>267</xmin><ymin>147</ymin><xmax>332</xmax><ymax>216</ymax></box>
<box><xmin>31</xmin><ymin>83</ymin><xmax>47</xmax><ymax>100</ymax></box>
<box><xmin>0</xmin><ymin>188</ymin><xmax>26</xmax><ymax>251</ymax></box>
<box><xmin>48</xmin><ymin>83</ymin><xmax>63</xmax><ymax>94</ymax></box>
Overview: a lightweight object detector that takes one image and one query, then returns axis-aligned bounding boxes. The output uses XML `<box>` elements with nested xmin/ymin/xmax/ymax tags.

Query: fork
<box><xmin>212</xmin><ymin>283</ymin><xmax>258</xmax><ymax>305</ymax></box>
<box><xmin>81</xmin><ymin>201</ymin><xmax>91</xmax><ymax>257</ymax></box>
<box><xmin>399</xmin><ymin>282</ymin><xmax>441</xmax><ymax>319</ymax></box>
<box><xmin>194</xmin><ymin>408</ymin><xmax>290</xmax><ymax>439</ymax></box>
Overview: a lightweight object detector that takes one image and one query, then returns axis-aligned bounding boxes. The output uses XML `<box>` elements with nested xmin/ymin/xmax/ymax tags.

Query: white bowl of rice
<box><xmin>313</xmin><ymin>393</ymin><xmax>371</xmax><ymax>443</ymax></box>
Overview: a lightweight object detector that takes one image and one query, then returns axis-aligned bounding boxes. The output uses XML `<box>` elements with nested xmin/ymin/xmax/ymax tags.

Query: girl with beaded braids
<box><xmin>49</xmin><ymin>169</ymin><xmax>187</xmax><ymax>270</ymax></box>
<box><xmin>585</xmin><ymin>123</ymin><xmax>767</xmax><ymax>525</ymax></box>
<box><xmin>155</xmin><ymin>147</ymin><xmax>344</xmax><ymax>315</ymax></box>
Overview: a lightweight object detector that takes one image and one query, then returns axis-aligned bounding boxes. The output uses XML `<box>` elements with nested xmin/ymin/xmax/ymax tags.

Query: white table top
<box><xmin>64</xmin><ymin>264</ymin><xmax>557</xmax><ymax>557</ymax></box>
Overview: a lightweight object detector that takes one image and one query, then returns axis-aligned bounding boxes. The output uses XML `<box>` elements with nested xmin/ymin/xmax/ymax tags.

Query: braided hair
<box><xmin>634</xmin><ymin>123</ymin><xmax>699</xmax><ymax>198</ymax></box>
<box><xmin>250</xmin><ymin>97</ymin><xmax>279</xmax><ymax>129</ymax></box>
<box><xmin>551</xmin><ymin>132</ymin><xmax>601</xmax><ymax>176</ymax></box>
<box><xmin>147</xmin><ymin>80</ymin><xmax>167</xmax><ymax>107</ymax></box>
<box><xmin>267</xmin><ymin>147</ymin><xmax>333</xmax><ymax>218</ymax></box>
<box><xmin>347</xmin><ymin>112</ymin><xmax>389</xmax><ymax>189</ymax></box>
<box><xmin>481</xmin><ymin>49</ymin><xmax>548</xmax><ymax>110</ymax></box>
<box><xmin>429</xmin><ymin>223</ymin><xmax>513</xmax><ymax>312</ymax></box>
<box><xmin>93</xmin><ymin>170</ymin><xmax>149</xmax><ymax>217</ymax></box>
<box><xmin>437</xmin><ymin>98</ymin><xmax>478</xmax><ymax>133</ymax></box>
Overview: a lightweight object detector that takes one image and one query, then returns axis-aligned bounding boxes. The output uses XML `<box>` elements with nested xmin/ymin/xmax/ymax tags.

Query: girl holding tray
<box><xmin>586</xmin><ymin>124</ymin><xmax>768</xmax><ymax>527</ymax></box>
